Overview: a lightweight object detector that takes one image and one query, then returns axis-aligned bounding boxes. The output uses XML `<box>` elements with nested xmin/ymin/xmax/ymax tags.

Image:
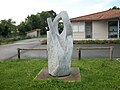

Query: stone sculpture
<box><xmin>47</xmin><ymin>11</ymin><xmax>73</xmax><ymax>76</ymax></box>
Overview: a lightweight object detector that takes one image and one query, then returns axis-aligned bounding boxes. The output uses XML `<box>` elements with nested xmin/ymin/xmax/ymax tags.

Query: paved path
<box><xmin>0</xmin><ymin>38</ymin><xmax>46</xmax><ymax>60</ymax></box>
<box><xmin>0</xmin><ymin>38</ymin><xmax>120</xmax><ymax>60</ymax></box>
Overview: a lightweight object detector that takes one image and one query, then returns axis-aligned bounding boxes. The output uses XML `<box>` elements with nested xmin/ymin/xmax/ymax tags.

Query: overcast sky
<box><xmin>0</xmin><ymin>0</ymin><xmax>120</xmax><ymax>24</ymax></box>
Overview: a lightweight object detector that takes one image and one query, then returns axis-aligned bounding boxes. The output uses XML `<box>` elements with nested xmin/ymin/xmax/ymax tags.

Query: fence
<box><xmin>77</xmin><ymin>46</ymin><xmax>114</xmax><ymax>60</ymax></box>
<box><xmin>17</xmin><ymin>48</ymin><xmax>47</xmax><ymax>59</ymax></box>
<box><xmin>17</xmin><ymin>46</ymin><xmax>114</xmax><ymax>60</ymax></box>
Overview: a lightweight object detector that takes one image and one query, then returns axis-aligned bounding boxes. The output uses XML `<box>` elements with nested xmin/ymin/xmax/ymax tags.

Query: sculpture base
<box><xmin>34</xmin><ymin>67</ymin><xmax>81</xmax><ymax>82</ymax></box>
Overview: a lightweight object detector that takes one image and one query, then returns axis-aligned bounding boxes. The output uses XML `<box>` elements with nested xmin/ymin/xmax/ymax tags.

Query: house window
<box><xmin>72</xmin><ymin>22</ymin><xmax>85</xmax><ymax>32</ymax></box>
<box><xmin>72</xmin><ymin>25</ymin><xmax>79</xmax><ymax>32</ymax></box>
<box><xmin>85</xmin><ymin>21</ymin><xmax>92</xmax><ymax>38</ymax></box>
<box><xmin>79</xmin><ymin>22</ymin><xmax>85</xmax><ymax>32</ymax></box>
<box><xmin>108</xmin><ymin>21</ymin><xmax>118</xmax><ymax>38</ymax></box>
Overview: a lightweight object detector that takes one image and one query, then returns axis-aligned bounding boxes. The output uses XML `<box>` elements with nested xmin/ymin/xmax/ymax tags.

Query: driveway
<box><xmin>0</xmin><ymin>38</ymin><xmax>120</xmax><ymax>60</ymax></box>
<box><xmin>0</xmin><ymin>38</ymin><xmax>46</xmax><ymax>60</ymax></box>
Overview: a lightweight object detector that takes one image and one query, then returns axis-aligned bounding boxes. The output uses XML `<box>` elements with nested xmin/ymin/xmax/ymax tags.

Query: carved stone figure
<box><xmin>47</xmin><ymin>11</ymin><xmax>73</xmax><ymax>76</ymax></box>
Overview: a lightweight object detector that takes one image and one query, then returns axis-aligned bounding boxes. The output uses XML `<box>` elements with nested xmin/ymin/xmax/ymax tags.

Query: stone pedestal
<box><xmin>34</xmin><ymin>67</ymin><xmax>81</xmax><ymax>82</ymax></box>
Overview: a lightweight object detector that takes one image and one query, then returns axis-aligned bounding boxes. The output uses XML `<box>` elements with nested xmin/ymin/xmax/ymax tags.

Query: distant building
<box><xmin>26</xmin><ymin>29</ymin><xmax>41</xmax><ymax>37</ymax></box>
<box><xmin>71</xmin><ymin>9</ymin><xmax>120</xmax><ymax>40</ymax></box>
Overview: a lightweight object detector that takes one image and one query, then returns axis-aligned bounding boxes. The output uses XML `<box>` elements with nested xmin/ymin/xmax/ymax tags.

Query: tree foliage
<box><xmin>0</xmin><ymin>19</ymin><xmax>17</xmax><ymax>37</ymax></box>
<box><xmin>110</xmin><ymin>6</ymin><xmax>120</xmax><ymax>10</ymax></box>
<box><xmin>39</xmin><ymin>10</ymin><xmax>56</xmax><ymax>35</ymax></box>
<box><xmin>18</xmin><ymin>10</ymin><xmax>57</xmax><ymax>35</ymax></box>
<box><xmin>17</xmin><ymin>21</ymin><xmax>30</xmax><ymax>36</ymax></box>
<box><xmin>0</xmin><ymin>10</ymin><xmax>57</xmax><ymax>37</ymax></box>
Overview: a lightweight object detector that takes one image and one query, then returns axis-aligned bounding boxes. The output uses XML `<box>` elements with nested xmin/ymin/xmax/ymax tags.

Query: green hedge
<box><xmin>1</xmin><ymin>38</ymin><xmax>120</xmax><ymax>45</ymax></box>
<box><xmin>73</xmin><ymin>40</ymin><xmax>120</xmax><ymax>44</ymax></box>
<box><xmin>41</xmin><ymin>39</ymin><xmax>120</xmax><ymax>45</ymax></box>
<box><xmin>0</xmin><ymin>36</ymin><xmax>36</xmax><ymax>45</ymax></box>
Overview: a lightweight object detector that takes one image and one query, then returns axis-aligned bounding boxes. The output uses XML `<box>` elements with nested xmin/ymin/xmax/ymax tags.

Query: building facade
<box><xmin>26</xmin><ymin>29</ymin><xmax>41</xmax><ymax>37</ymax></box>
<box><xmin>71</xmin><ymin>9</ymin><xmax>120</xmax><ymax>40</ymax></box>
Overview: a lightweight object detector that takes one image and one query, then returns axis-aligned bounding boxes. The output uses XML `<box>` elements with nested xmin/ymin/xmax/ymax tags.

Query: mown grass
<box><xmin>0</xmin><ymin>59</ymin><xmax>120</xmax><ymax>90</ymax></box>
<box><xmin>39</xmin><ymin>35</ymin><xmax>47</xmax><ymax>38</ymax></box>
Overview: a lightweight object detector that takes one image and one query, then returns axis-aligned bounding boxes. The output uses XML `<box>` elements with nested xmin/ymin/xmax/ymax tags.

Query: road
<box><xmin>0</xmin><ymin>38</ymin><xmax>120</xmax><ymax>60</ymax></box>
<box><xmin>0</xmin><ymin>38</ymin><xmax>46</xmax><ymax>60</ymax></box>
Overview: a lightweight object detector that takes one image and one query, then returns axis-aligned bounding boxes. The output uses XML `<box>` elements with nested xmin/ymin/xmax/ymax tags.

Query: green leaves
<box><xmin>110</xmin><ymin>6</ymin><xmax>120</xmax><ymax>10</ymax></box>
<box><xmin>0</xmin><ymin>19</ymin><xmax>16</xmax><ymax>37</ymax></box>
<box><xmin>18</xmin><ymin>10</ymin><xmax>57</xmax><ymax>36</ymax></box>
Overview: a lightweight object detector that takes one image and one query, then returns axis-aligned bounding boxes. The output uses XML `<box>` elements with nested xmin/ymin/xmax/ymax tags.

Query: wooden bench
<box><xmin>77</xmin><ymin>46</ymin><xmax>114</xmax><ymax>60</ymax></box>
<box><xmin>17</xmin><ymin>48</ymin><xmax>47</xmax><ymax>59</ymax></box>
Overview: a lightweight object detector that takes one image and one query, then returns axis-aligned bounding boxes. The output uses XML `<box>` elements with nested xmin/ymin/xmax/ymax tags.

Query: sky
<box><xmin>0</xmin><ymin>0</ymin><xmax>120</xmax><ymax>25</ymax></box>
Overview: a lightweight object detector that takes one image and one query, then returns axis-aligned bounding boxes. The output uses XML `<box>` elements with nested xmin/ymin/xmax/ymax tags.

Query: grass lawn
<box><xmin>0</xmin><ymin>59</ymin><xmax>120</xmax><ymax>90</ymax></box>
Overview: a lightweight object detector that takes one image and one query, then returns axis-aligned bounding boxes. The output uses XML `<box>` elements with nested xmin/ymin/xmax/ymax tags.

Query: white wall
<box><xmin>72</xmin><ymin>22</ymin><xmax>85</xmax><ymax>40</ymax></box>
<box><xmin>73</xmin><ymin>32</ymin><xmax>85</xmax><ymax>40</ymax></box>
<box><xmin>93</xmin><ymin>21</ymin><xmax>108</xmax><ymax>40</ymax></box>
<box><xmin>72</xmin><ymin>22</ymin><xmax>79</xmax><ymax>32</ymax></box>
<box><xmin>27</xmin><ymin>31</ymin><xmax>37</xmax><ymax>37</ymax></box>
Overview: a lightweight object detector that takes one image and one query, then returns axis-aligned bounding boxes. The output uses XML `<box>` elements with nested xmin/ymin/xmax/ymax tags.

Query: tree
<box><xmin>39</xmin><ymin>10</ymin><xmax>56</xmax><ymax>35</ymax></box>
<box><xmin>17</xmin><ymin>10</ymin><xmax>57</xmax><ymax>36</ymax></box>
<box><xmin>0</xmin><ymin>19</ymin><xmax>17</xmax><ymax>37</ymax></box>
<box><xmin>25</xmin><ymin>14</ymin><xmax>41</xmax><ymax>30</ymax></box>
<box><xmin>17</xmin><ymin>21</ymin><xmax>30</xmax><ymax>36</ymax></box>
<box><xmin>110</xmin><ymin>6</ymin><xmax>120</xmax><ymax>10</ymax></box>
<box><xmin>58</xmin><ymin>22</ymin><xmax>64</xmax><ymax>34</ymax></box>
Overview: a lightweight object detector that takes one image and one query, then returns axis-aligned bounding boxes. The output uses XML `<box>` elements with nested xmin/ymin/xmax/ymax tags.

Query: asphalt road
<box><xmin>0</xmin><ymin>38</ymin><xmax>120</xmax><ymax>60</ymax></box>
<box><xmin>0</xmin><ymin>38</ymin><xmax>46</xmax><ymax>60</ymax></box>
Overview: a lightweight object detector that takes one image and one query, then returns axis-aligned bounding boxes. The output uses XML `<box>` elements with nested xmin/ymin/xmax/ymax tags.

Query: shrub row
<box><xmin>41</xmin><ymin>39</ymin><xmax>120</xmax><ymax>45</ymax></box>
<box><xmin>73</xmin><ymin>40</ymin><xmax>120</xmax><ymax>44</ymax></box>
<box><xmin>1</xmin><ymin>37</ymin><xmax>120</xmax><ymax>45</ymax></box>
<box><xmin>0</xmin><ymin>36</ymin><xmax>36</xmax><ymax>45</ymax></box>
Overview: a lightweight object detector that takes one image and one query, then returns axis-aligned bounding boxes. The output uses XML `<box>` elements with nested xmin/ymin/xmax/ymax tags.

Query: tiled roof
<box><xmin>71</xmin><ymin>9</ymin><xmax>120</xmax><ymax>22</ymax></box>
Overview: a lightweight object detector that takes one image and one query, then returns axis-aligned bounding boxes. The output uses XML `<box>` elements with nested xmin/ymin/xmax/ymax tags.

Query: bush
<box><xmin>0</xmin><ymin>39</ymin><xmax>1</xmax><ymax>45</ymax></box>
<box><xmin>0</xmin><ymin>36</ymin><xmax>38</xmax><ymax>45</ymax></box>
<box><xmin>73</xmin><ymin>39</ymin><xmax>120</xmax><ymax>44</ymax></box>
<box><xmin>1</xmin><ymin>38</ymin><xmax>13</xmax><ymax>44</ymax></box>
<box><xmin>40</xmin><ymin>39</ymin><xmax>120</xmax><ymax>45</ymax></box>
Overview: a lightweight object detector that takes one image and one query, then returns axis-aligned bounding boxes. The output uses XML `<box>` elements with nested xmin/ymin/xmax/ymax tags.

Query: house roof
<box><xmin>71</xmin><ymin>9</ymin><xmax>120</xmax><ymax>22</ymax></box>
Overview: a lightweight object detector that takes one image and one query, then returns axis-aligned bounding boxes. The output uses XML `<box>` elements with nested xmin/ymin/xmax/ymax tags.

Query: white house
<box><xmin>71</xmin><ymin>9</ymin><xmax>120</xmax><ymax>40</ymax></box>
<box><xmin>26</xmin><ymin>29</ymin><xmax>41</xmax><ymax>37</ymax></box>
